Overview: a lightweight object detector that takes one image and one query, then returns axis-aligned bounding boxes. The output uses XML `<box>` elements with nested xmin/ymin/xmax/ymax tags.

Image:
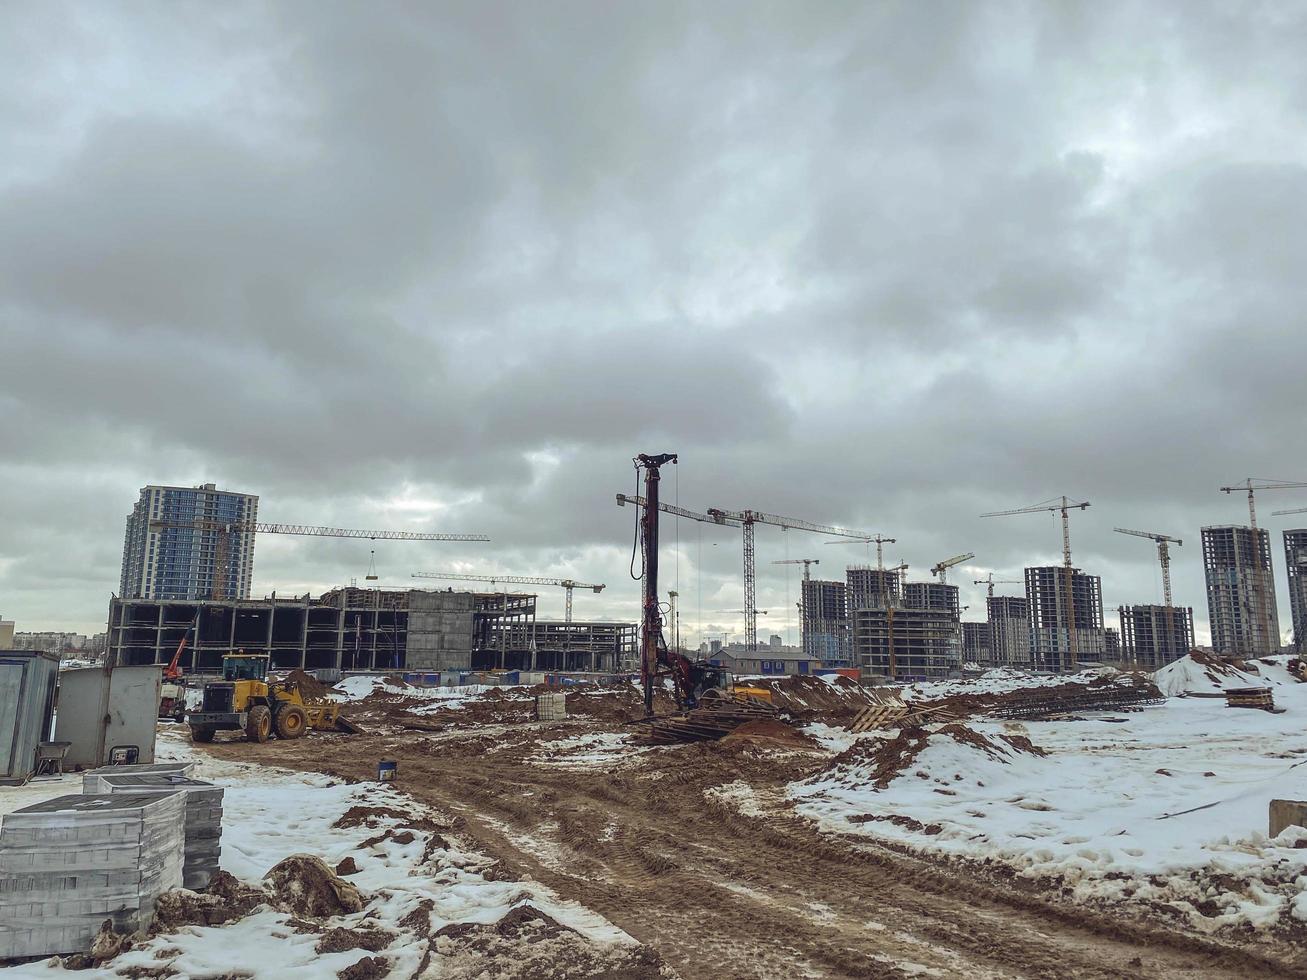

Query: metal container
<box><xmin>0</xmin><ymin>651</ymin><xmax>59</xmax><ymax>785</ymax></box>
<box><xmin>54</xmin><ymin>666</ymin><xmax>162</xmax><ymax>770</ymax></box>
<box><xmin>377</xmin><ymin>759</ymin><xmax>397</xmax><ymax>782</ymax></box>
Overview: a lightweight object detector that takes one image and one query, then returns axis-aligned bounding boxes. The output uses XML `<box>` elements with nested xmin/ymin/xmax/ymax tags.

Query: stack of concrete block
<box><xmin>82</xmin><ymin>761</ymin><xmax>195</xmax><ymax>793</ymax></box>
<box><xmin>95</xmin><ymin>774</ymin><xmax>223</xmax><ymax>889</ymax></box>
<box><xmin>0</xmin><ymin>793</ymin><xmax>185</xmax><ymax>959</ymax></box>
<box><xmin>535</xmin><ymin>692</ymin><xmax>567</xmax><ymax>721</ymax></box>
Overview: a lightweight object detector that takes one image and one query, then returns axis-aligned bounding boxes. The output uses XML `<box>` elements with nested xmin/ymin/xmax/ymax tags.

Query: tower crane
<box><xmin>974</xmin><ymin>573</ymin><xmax>1022</xmax><ymax>600</ymax></box>
<box><xmin>147</xmin><ymin>518</ymin><xmax>490</xmax><ymax>601</ymax></box>
<box><xmin>1220</xmin><ymin>478</ymin><xmax>1307</xmax><ymax>529</ymax></box>
<box><xmin>1219</xmin><ymin>480</ymin><xmax>1303</xmax><ymax>651</ymax></box>
<box><xmin>930</xmin><ymin>552</ymin><xmax>975</xmax><ymax>585</ymax></box>
<box><xmin>1272</xmin><ymin>506</ymin><xmax>1307</xmax><ymax>518</ymax></box>
<box><xmin>981</xmin><ymin>496</ymin><xmax>1090</xmax><ymax>669</ymax></box>
<box><xmin>410</xmin><ymin>572</ymin><xmax>604</xmax><ymax>622</ymax></box>
<box><xmin>774</xmin><ymin>558</ymin><xmax>819</xmax><ymax>653</ymax></box>
<box><xmin>1112</xmin><ymin>528</ymin><xmax>1181</xmax><ymax>609</ymax></box>
<box><xmin>826</xmin><ymin>534</ymin><xmax>896</xmax><ymax>571</ymax></box>
<box><xmin>707</xmin><ymin>507</ymin><xmax>874</xmax><ymax>652</ymax></box>
<box><xmin>1113</xmin><ymin>527</ymin><xmax>1184</xmax><ymax>662</ymax></box>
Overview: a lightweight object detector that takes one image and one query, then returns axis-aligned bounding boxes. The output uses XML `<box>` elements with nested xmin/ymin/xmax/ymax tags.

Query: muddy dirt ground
<box><xmin>199</xmin><ymin>687</ymin><xmax>1307</xmax><ymax>980</ymax></box>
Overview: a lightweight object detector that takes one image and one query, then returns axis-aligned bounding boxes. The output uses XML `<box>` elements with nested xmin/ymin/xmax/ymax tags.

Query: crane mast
<box><xmin>708</xmin><ymin>507</ymin><xmax>874</xmax><ymax>653</ymax></box>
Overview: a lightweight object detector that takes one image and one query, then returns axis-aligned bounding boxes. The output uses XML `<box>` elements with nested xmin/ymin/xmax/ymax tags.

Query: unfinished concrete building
<box><xmin>800</xmin><ymin>579</ymin><xmax>850</xmax><ymax>664</ymax></box>
<box><xmin>1024</xmin><ymin>566</ymin><xmax>1105</xmax><ymax>672</ymax></box>
<box><xmin>986</xmin><ymin>595</ymin><xmax>1031</xmax><ymax>667</ymax></box>
<box><xmin>107</xmin><ymin>588</ymin><xmax>636</xmax><ymax>674</ymax></box>
<box><xmin>845</xmin><ymin>567</ymin><xmax>901</xmax><ymax>611</ymax></box>
<box><xmin>962</xmin><ymin>621</ymin><xmax>990</xmax><ymax>663</ymax></box>
<box><xmin>852</xmin><ymin>607</ymin><xmax>961</xmax><ymax>681</ymax></box>
<box><xmin>902</xmin><ymin>582</ymin><xmax>960</xmax><ymax>616</ymax></box>
<box><xmin>1283</xmin><ymin>529</ymin><xmax>1307</xmax><ymax>652</ymax></box>
<box><xmin>1118</xmin><ymin>605</ymin><xmax>1194</xmax><ymax>670</ymax></box>
<box><xmin>1202</xmin><ymin>526</ymin><xmax>1280</xmax><ymax>656</ymax></box>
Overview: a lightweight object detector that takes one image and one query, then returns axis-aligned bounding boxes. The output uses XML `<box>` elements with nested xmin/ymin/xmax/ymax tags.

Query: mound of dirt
<box><xmin>721</xmin><ymin>718</ymin><xmax>819</xmax><ymax>749</ymax></box>
<box><xmin>264</xmin><ymin>854</ymin><xmax>364</xmax><ymax>917</ymax></box>
<box><xmin>149</xmin><ymin>871</ymin><xmax>268</xmax><ymax>933</ymax></box>
<box><xmin>283</xmin><ymin>669</ymin><xmax>333</xmax><ymax>701</ymax></box>
<box><xmin>433</xmin><ymin>904</ymin><xmax>666</xmax><ymax>980</ymax></box>
<box><xmin>1154</xmin><ymin>652</ymin><xmax>1263</xmax><ymax>697</ymax></box>
<box><xmin>817</xmin><ymin>723</ymin><xmax>1046</xmax><ymax>790</ymax></box>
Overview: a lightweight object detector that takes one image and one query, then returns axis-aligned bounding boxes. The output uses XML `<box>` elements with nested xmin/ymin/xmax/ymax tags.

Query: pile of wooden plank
<box><xmin>637</xmin><ymin>697</ymin><xmax>780</xmax><ymax>744</ymax></box>
<box><xmin>1225</xmin><ymin>686</ymin><xmax>1278</xmax><ymax>712</ymax></box>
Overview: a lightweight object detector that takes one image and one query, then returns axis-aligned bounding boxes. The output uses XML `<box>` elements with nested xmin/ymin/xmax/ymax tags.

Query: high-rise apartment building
<box><xmin>961</xmin><ymin>621</ymin><xmax>990</xmax><ymax>663</ymax></box>
<box><xmin>119</xmin><ymin>484</ymin><xmax>259</xmax><ymax>601</ymax></box>
<box><xmin>1201</xmin><ymin>525</ymin><xmax>1280</xmax><ymax>656</ymax></box>
<box><xmin>1118</xmin><ymin>605</ymin><xmax>1194</xmax><ymax>669</ymax></box>
<box><xmin>801</xmin><ymin>578</ymin><xmax>850</xmax><ymax>663</ymax></box>
<box><xmin>1024</xmin><ymin>566</ymin><xmax>1105</xmax><ymax>671</ymax></box>
<box><xmin>987</xmin><ymin>595</ymin><xmax>1031</xmax><ymax>666</ymax></box>
<box><xmin>1284</xmin><ymin>529</ymin><xmax>1307</xmax><ymax>652</ymax></box>
<box><xmin>845</xmin><ymin>567</ymin><xmax>900</xmax><ymax>611</ymax></box>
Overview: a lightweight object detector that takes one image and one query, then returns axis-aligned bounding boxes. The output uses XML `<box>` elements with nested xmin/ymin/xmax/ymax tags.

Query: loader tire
<box><xmin>245</xmin><ymin>705</ymin><xmax>272</xmax><ymax>743</ymax></box>
<box><xmin>190</xmin><ymin>725</ymin><xmax>216</xmax><ymax>743</ymax></box>
<box><xmin>275</xmin><ymin>704</ymin><xmax>308</xmax><ymax>740</ymax></box>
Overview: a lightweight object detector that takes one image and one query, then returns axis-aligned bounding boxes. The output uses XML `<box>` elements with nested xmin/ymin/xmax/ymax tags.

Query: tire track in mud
<box><xmin>204</xmin><ymin>729</ymin><xmax>1307</xmax><ymax>980</ymax></box>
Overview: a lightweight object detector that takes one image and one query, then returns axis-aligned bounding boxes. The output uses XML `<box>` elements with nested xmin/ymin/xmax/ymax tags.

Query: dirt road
<box><xmin>204</xmin><ymin>723</ymin><xmax>1307</xmax><ymax>979</ymax></box>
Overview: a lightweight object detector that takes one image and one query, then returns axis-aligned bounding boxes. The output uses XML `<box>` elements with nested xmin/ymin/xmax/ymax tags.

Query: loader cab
<box><xmin>222</xmin><ymin>654</ymin><xmax>269</xmax><ymax>682</ymax></box>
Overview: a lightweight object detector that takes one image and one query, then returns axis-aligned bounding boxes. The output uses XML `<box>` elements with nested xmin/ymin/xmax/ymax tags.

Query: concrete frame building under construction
<box><xmin>106</xmin><ymin>587</ymin><xmax>636</xmax><ymax>674</ymax></box>
<box><xmin>1283</xmin><ymin>529</ymin><xmax>1307</xmax><ymax>652</ymax></box>
<box><xmin>1024</xmin><ymin>566</ymin><xmax>1105</xmax><ymax>672</ymax></box>
<box><xmin>801</xmin><ymin>578</ymin><xmax>850</xmax><ymax>664</ymax></box>
<box><xmin>1202</xmin><ymin>525</ymin><xmax>1280</xmax><ymax>656</ymax></box>
<box><xmin>1118</xmin><ymin>604</ymin><xmax>1194</xmax><ymax>669</ymax></box>
<box><xmin>987</xmin><ymin>595</ymin><xmax>1031</xmax><ymax>666</ymax></box>
<box><xmin>961</xmin><ymin>621</ymin><xmax>990</xmax><ymax>663</ymax></box>
<box><xmin>850</xmin><ymin>571</ymin><xmax>961</xmax><ymax>681</ymax></box>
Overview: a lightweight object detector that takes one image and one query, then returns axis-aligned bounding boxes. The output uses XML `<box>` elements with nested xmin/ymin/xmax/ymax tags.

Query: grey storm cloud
<box><xmin>3</xmin><ymin>0</ymin><xmax>1307</xmax><ymax>642</ymax></box>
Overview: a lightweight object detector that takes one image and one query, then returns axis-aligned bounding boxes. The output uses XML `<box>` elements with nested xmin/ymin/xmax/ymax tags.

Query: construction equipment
<box><xmin>773</xmin><ymin>559</ymin><xmax>819</xmax><ymax>654</ymax></box>
<box><xmin>974</xmin><ymin>573</ymin><xmax>1022</xmax><ymax>600</ymax></box>
<box><xmin>982</xmin><ymin>496</ymin><xmax>1090</xmax><ymax>669</ymax></box>
<box><xmin>1113</xmin><ymin>528</ymin><xmax>1182</xmax><ymax>608</ymax></box>
<box><xmin>626</xmin><ymin>456</ymin><xmax>737</xmax><ymax>713</ymax></box>
<box><xmin>1274</xmin><ymin>507</ymin><xmax>1307</xmax><ymax>517</ymax></box>
<box><xmin>931</xmin><ymin>552</ymin><xmax>975</xmax><ymax>585</ymax></box>
<box><xmin>410</xmin><ymin>572</ymin><xmax>604</xmax><ymax>622</ymax></box>
<box><xmin>147</xmin><ymin>519</ymin><xmax>491</xmax><ymax>600</ymax></box>
<box><xmin>706</xmin><ymin>506</ymin><xmax>876</xmax><ymax>652</ymax></box>
<box><xmin>1114</xmin><ymin>527</ymin><xmax>1185</xmax><ymax>666</ymax></box>
<box><xmin>186</xmin><ymin>654</ymin><xmax>356</xmax><ymax>743</ymax></box>
<box><xmin>158</xmin><ymin>613</ymin><xmax>197</xmax><ymax>722</ymax></box>
<box><xmin>1220</xmin><ymin>478</ymin><xmax>1307</xmax><ymax>529</ymax></box>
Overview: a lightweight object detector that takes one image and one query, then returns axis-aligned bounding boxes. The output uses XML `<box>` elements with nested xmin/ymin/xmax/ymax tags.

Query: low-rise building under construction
<box><xmin>107</xmin><ymin>588</ymin><xmax>636</xmax><ymax>674</ymax></box>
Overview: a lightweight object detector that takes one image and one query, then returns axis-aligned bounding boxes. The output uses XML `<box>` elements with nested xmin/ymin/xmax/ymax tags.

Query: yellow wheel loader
<box><xmin>187</xmin><ymin>654</ymin><xmax>358</xmax><ymax>743</ymax></box>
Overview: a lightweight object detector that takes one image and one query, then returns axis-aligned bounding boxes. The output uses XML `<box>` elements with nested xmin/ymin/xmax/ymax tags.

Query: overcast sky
<box><xmin>3</xmin><ymin>1</ymin><xmax>1306</xmax><ymax>645</ymax></box>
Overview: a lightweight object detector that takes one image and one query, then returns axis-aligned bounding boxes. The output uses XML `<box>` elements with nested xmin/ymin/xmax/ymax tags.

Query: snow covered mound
<box><xmin>805</xmin><ymin>723</ymin><xmax>1046</xmax><ymax>793</ymax></box>
<box><xmin>1153</xmin><ymin>652</ymin><xmax>1265</xmax><ymax>696</ymax></box>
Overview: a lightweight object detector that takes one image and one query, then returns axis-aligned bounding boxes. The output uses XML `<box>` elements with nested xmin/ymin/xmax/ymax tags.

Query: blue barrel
<box><xmin>377</xmin><ymin>760</ymin><xmax>397</xmax><ymax>782</ymax></box>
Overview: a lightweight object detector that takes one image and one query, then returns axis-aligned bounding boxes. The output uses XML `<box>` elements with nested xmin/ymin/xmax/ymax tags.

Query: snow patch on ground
<box><xmin>1</xmin><ymin>732</ymin><xmax>635</xmax><ymax>977</ymax></box>
<box><xmin>1153</xmin><ymin>654</ymin><xmax>1267</xmax><ymax>697</ymax></box>
<box><xmin>529</xmin><ymin>731</ymin><xmax>646</xmax><ymax>769</ymax></box>
<box><xmin>791</xmin><ymin>686</ymin><xmax>1307</xmax><ymax>931</ymax></box>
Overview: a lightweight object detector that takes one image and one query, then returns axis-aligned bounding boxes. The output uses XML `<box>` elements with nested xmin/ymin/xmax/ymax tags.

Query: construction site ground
<box><xmin>190</xmin><ymin>670</ymin><xmax>1307</xmax><ymax>979</ymax></box>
